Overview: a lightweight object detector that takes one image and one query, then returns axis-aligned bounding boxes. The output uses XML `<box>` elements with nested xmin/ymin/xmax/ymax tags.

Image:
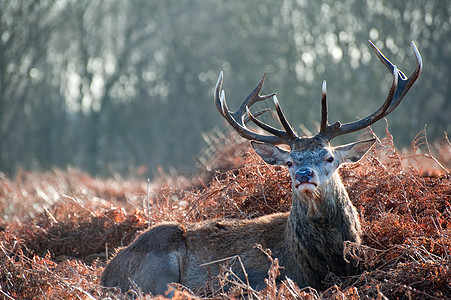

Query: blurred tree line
<box><xmin>0</xmin><ymin>0</ymin><xmax>449</xmax><ymax>178</ymax></box>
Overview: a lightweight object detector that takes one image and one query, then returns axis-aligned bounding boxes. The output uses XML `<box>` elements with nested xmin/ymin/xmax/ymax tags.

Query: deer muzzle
<box><xmin>294</xmin><ymin>168</ymin><xmax>317</xmax><ymax>189</ymax></box>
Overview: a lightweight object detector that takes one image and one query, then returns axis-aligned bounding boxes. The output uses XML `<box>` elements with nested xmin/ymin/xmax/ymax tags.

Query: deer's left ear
<box><xmin>335</xmin><ymin>138</ymin><xmax>376</xmax><ymax>164</ymax></box>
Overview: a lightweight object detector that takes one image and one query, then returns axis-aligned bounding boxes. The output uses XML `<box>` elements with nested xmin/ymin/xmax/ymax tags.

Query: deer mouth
<box><xmin>295</xmin><ymin>181</ymin><xmax>317</xmax><ymax>187</ymax></box>
<box><xmin>295</xmin><ymin>181</ymin><xmax>317</xmax><ymax>191</ymax></box>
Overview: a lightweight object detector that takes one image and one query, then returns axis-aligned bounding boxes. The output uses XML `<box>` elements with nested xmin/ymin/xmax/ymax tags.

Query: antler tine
<box><xmin>243</xmin><ymin>108</ymin><xmax>271</xmax><ymax>124</ymax></box>
<box><xmin>319</xmin><ymin>80</ymin><xmax>342</xmax><ymax>136</ymax></box>
<box><xmin>384</xmin><ymin>41</ymin><xmax>422</xmax><ymax>115</ymax></box>
<box><xmin>245</xmin><ymin>96</ymin><xmax>298</xmax><ymax>143</ymax></box>
<box><xmin>320</xmin><ymin>80</ymin><xmax>329</xmax><ymax>133</ymax></box>
<box><xmin>214</xmin><ymin>72</ymin><xmax>287</xmax><ymax>145</ymax></box>
<box><xmin>245</xmin><ymin>106</ymin><xmax>286</xmax><ymax>137</ymax></box>
<box><xmin>321</xmin><ymin>41</ymin><xmax>422</xmax><ymax>140</ymax></box>
<box><xmin>214</xmin><ymin>71</ymin><xmax>227</xmax><ymax>118</ymax></box>
<box><xmin>272</xmin><ymin>96</ymin><xmax>298</xmax><ymax>140</ymax></box>
<box><xmin>234</xmin><ymin>72</ymin><xmax>276</xmax><ymax>124</ymax></box>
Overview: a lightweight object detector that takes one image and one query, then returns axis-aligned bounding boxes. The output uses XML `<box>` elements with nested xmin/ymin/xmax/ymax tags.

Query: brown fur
<box><xmin>101</xmin><ymin>223</ymin><xmax>187</xmax><ymax>295</ymax></box>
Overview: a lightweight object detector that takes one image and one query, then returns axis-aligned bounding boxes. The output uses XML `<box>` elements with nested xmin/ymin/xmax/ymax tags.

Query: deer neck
<box><xmin>284</xmin><ymin>173</ymin><xmax>361</xmax><ymax>287</ymax></box>
<box><xmin>286</xmin><ymin>170</ymin><xmax>361</xmax><ymax>244</ymax></box>
<box><xmin>286</xmin><ymin>172</ymin><xmax>361</xmax><ymax>245</ymax></box>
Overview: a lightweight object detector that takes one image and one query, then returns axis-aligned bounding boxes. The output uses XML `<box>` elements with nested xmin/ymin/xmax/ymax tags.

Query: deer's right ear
<box><xmin>335</xmin><ymin>138</ymin><xmax>376</xmax><ymax>164</ymax></box>
<box><xmin>251</xmin><ymin>141</ymin><xmax>290</xmax><ymax>165</ymax></box>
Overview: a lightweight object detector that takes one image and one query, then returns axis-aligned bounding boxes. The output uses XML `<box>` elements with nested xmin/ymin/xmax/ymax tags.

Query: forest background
<box><xmin>1</xmin><ymin>0</ymin><xmax>449</xmax><ymax>178</ymax></box>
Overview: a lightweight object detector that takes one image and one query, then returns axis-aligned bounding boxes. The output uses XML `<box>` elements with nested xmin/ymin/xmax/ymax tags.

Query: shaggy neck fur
<box><xmin>285</xmin><ymin>172</ymin><xmax>361</xmax><ymax>288</ymax></box>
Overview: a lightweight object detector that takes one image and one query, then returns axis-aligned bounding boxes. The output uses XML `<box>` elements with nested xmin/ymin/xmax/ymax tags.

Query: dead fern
<box><xmin>0</xmin><ymin>129</ymin><xmax>449</xmax><ymax>299</ymax></box>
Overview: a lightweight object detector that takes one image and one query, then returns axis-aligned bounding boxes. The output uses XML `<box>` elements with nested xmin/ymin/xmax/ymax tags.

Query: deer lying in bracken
<box><xmin>101</xmin><ymin>41</ymin><xmax>422</xmax><ymax>296</ymax></box>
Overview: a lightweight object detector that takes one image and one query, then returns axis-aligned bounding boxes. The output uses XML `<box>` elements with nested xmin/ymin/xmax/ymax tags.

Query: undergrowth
<box><xmin>0</xmin><ymin>129</ymin><xmax>449</xmax><ymax>299</ymax></box>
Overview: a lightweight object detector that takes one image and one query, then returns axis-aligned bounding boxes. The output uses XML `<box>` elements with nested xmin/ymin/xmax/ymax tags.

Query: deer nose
<box><xmin>295</xmin><ymin>169</ymin><xmax>314</xmax><ymax>184</ymax></box>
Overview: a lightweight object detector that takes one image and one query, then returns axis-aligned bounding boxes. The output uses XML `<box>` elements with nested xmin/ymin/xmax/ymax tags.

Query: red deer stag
<box><xmin>101</xmin><ymin>41</ymin><xmax>422</xmax><ymax>296</ymax></box>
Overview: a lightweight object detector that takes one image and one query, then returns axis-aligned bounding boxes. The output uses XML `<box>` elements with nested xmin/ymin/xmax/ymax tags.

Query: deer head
<box><xmin>215</xmin><ymin>41</ymin><xmax>422</xmax><ymax>213</ymax></box>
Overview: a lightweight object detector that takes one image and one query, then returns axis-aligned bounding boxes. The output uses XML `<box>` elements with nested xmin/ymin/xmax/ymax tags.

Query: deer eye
<box><xmin>326</xmin><ymin>157</ymin><xmax>334</xmax><ymax>163</ymax></box>
<box><xmin>286</xmin><ymin>161</ymin><xmax>293</xmax><ymax>167</ymax></box>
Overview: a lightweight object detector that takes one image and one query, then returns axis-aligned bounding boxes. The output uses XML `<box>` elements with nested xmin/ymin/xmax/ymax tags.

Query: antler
<box><xmin>214</xmin><ymin>71</ymin><xmax>298</xmax><ymax>145</ymax></box>
<box><xmin>319</xmin><ymin>40</ymin><xmax>423</xmax><ymax>140</ymax></box>
<box><xmin>215</xmin><ymin>41</ymin><xmax>422</xmax><ymax>146</ymax></box>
